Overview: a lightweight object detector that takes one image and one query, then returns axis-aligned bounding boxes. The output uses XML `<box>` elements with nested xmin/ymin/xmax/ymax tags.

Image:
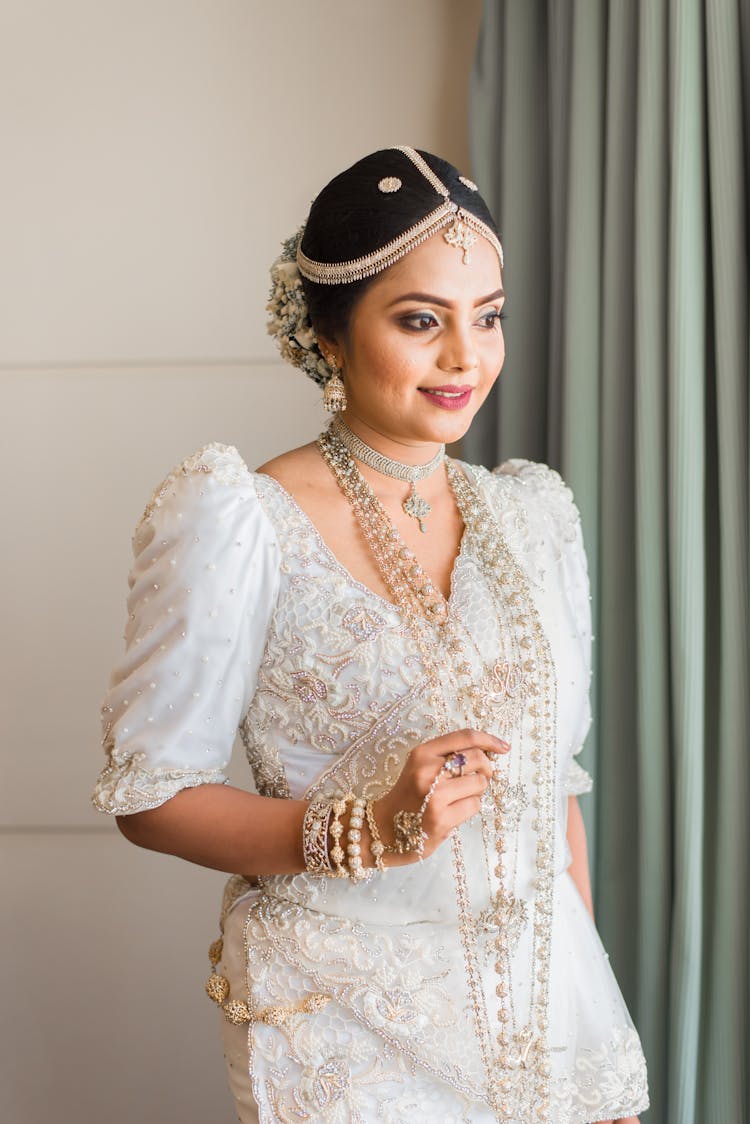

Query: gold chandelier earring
<box><xmin>322</xmin><ymin>356</ymin><xmax>347</xmax><ymax>413</ymax></box>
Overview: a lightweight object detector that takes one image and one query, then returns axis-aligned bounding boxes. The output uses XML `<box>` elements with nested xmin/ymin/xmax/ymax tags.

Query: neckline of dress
<box><xmin>253</xmin><ymin>467</ymin><xmax>474</xmax><ymax>619</ymax></box>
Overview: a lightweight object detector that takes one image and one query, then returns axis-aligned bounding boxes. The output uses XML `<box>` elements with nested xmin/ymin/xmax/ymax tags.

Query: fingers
<box><xmin>439</xmin><ymin>793</ymin><xmax>485</xmax><ymax>833</ymax></box>
<box><xmin>438</xmin><ymin>747</ymin><xmax>496</xmax><ymax>781</ymax></box>
<box><xmin>423</xmin><ymin>728</ymin><xmax>511</xmax><ymax>759</ymax></box>
<box><xmin>409</xmin><ymin>730</ymin><xmax>509</xmax><ymax>796</ymax></box>
<box><xmin>423</xmin><ymin>776</ymin><xmax>488</xmax><ymax>838</ymax></box>
<box><xmin>433</xmin><ymin>770</ymin><xmax>490</xmax><ymax>808</ymax></box>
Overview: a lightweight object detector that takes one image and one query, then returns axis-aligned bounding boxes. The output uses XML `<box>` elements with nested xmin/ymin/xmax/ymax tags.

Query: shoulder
<box><xmin>254</xmin><ymin>441</ymin><xmax>339</xmax><ymax>505</ymax></box>
<box><xmin>461</xmin><ymin>457</ymin><xmax>582</xmax><ymax>553</ymax></box>
<box><xmin>138</xmin><ymin>442</ymin><xmax>252</xmax><ymax>526</ymax></box>
<box><xmin>133</xmin><ymin>442</ymin><xmax>277</xmax><ymax>558</ymax></box>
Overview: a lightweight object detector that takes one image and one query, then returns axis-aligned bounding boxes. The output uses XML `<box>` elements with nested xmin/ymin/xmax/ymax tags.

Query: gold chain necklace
<box><xmin>317</xmin><ymin>424</ymin><xmax>557</xmax><ymax>1120</ymax></box>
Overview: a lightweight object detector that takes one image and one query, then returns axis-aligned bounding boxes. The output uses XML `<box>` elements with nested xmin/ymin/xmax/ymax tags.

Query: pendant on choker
<box><xmin>402</xmin><ymin>484</ymin><xmax>432</xmax><ymax>533</ymax></box>
<box><xmin>329</xmin><ymin>415</ymin><xmax>444</xmax><ymax>533</ymax></box>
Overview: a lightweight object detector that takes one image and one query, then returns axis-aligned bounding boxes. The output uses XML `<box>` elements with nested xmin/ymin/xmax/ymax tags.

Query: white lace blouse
<box><xmin>93</xmin><ymin>443</ymin><xmax>592</xmax><ymax>817</ymax></box>
<box><xmin>93</xmin><ymin>444</ymin><xmax>649</xmax><ymax>1124</ymax></box>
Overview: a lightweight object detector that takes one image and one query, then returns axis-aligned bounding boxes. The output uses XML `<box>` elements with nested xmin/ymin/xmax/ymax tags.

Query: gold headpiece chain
<box><xmin>297</xmin><ymin>146</ymin><xmax>504</xmax><ymax>284</ymax></box>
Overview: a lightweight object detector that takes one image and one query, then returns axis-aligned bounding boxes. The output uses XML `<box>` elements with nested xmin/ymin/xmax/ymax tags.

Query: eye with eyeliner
<box><xmin>398</xmin><ymin>306</ymin><xmax>506</xmax><ymax>333</ymax></box>
<box><xmin>479</xmin><ymin>308</ymin><xmax>507</xmax><ymax>330</ymax></box>
<box><xmin>399</xmin><ymin>311</ymin><xmax>440</xmax><ymax>331</ymax></box>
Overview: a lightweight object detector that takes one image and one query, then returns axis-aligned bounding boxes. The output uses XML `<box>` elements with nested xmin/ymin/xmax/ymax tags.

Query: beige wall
<box><xmin>0</xmin><ymin>2</ymin><xmax>482</xmax><ymax>1120</ymax></box>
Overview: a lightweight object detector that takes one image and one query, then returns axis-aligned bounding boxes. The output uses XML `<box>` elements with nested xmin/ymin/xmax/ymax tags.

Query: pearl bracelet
<box><xmin>329</xmin><ymin>794</ymin><xmax>350</xmax><ymax>877</ymax></box>
<box><xmin>346</xmin><ymin>795</ymin><xmax>368</xmax><ymax>881</ymax></box>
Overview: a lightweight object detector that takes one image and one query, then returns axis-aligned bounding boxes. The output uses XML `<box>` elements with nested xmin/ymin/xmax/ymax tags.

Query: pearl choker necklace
<box><xmin>330</xmin><ymin>416</ymin><xmax>445</xmax><ymax>532</ymax></box>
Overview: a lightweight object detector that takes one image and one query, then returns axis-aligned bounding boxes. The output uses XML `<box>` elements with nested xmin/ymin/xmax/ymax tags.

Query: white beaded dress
<box><xmin>92</xmin><ymin>443</ymin><xmax>649</xmax><ymax>1124</ymax></box>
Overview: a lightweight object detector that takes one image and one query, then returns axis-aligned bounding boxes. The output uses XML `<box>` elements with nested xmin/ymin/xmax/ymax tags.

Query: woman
<box><xmin>93</xmin><ymin>147</ymin><xmax>649</xmax><ymax>1123</ymax></box>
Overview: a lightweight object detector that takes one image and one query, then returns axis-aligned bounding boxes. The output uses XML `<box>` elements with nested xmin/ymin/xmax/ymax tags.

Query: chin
<box><xmin>412</xmin><ymin>409</ymin><xmax>477</xmax><ymax>446</ymax></box>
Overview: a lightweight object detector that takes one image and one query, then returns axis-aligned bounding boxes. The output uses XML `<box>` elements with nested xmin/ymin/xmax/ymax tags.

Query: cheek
<box><xmin>350</xmin><ymin>333</ymin><xmax>421</xmax><ymax>391</ymax></box>
<box><xmin>482</xmin><ymin>332</ymin><xmax>505</xmax><ymax>374</ymax></box>
<box><xmin>474</xmin><ymin>337</ymin><xmax>505</xmax><ymax>397</ymax></box>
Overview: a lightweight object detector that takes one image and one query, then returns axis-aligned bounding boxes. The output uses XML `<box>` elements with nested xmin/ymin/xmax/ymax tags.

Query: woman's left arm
<box><xmin>566</xmin><ymin>794</ymin><xmax>595</xmax><ymax>920</ymax></box>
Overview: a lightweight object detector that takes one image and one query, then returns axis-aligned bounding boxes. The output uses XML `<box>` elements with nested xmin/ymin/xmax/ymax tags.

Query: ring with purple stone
<box><xmin>442</xmin><ymin>751</ymin><xmax>467</xmax><ymax>778</ymax></box>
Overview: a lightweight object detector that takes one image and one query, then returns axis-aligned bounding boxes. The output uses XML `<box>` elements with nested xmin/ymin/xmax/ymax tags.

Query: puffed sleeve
<box><xmin>562</xmin><ymin>515</ymin><xmax>594</xmax><ymax>797</ymax></box>
<box><xmin>92</xmin><ymin>443</ymin><xmax>280</xmax><ymax>815</ymax></box>
<box><xmin>490</xmin><ymin>458</ymin><xmax>594</xmax><ymax>797</ymax></box>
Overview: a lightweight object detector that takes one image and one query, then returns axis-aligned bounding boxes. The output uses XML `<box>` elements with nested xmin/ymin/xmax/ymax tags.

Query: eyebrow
<box><xmin>388</xmin><ymin>289</ymin><xmax>505</xmax><ymax>309</ymax></box>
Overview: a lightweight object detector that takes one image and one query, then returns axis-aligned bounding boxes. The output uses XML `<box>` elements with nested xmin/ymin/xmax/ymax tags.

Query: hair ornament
<box><xmin>266</xmin><ymin>224</ymin><xmax>333</xmax><ymax>387</ymax></box>
<box><xmin>443</xmin><ymin>212</ymin><xmax>478</xmax><ymax>264</ymax></box>
<box><xmin>268</xmin><ymin>147</ymin><xmax>504</xmax><ymax>385</ymax></box>
<box><xmin>297</xmin><ymin>146</ymin><xmax>503</xmax><ymax>284</ymax></box>
<box><xmin>378</xmin><ymin>176</ymin><xmax>402</xmax><ymax>193</ymax></box>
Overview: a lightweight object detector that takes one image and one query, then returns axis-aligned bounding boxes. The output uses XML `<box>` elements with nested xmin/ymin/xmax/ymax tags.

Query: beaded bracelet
<box><xmin>329</xmin><ymin>793</ymin><xmax>351</xmax><ymax>877</ymax></box>
<box><xmin>346</xmin><ymin>795</ymin><xmax>368</xmax><ymax>881</ymax></box>
<box><xmin>364</xmin><ymin>801</ymin><xmax>387</xmax><ymax>872</ymax></box>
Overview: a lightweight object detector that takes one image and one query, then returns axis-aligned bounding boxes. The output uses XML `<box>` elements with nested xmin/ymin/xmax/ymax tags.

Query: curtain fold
<box><xmin>633</xmin><ymin>1</ymin><xmax>672</xmax><ymax>1114</ymax></box>
<box><xmin>468</xmin><ymin>3</ymin><xmax>750</xmax><ymax>1121</ymax></box>
<box><xmin>703</xmin><ymin>4</ymin><xmax>749</xmax><ymax>1120</ymax></box>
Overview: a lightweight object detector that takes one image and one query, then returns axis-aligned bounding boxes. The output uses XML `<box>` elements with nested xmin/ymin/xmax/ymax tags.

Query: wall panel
<box><xmin>0</xmin><ymin>832</ymin><xmax>237</xmax><ymax>1124</ymax></box>
<box><xmin>0</xmin><ymin>0</ymin><xmax>482</xmax><ymax>1119</ymax></box>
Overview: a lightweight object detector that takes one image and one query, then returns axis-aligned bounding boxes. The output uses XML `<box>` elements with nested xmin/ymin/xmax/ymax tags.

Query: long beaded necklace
<box><xmin>317</xmin><ymin>423</ymin><xmax>558</xmax><ymax>1121</ymax></box>
<box><xmin>331</xmin><ymin>414</ymin><xmax>445</xmax><ymax>533</ymax></box>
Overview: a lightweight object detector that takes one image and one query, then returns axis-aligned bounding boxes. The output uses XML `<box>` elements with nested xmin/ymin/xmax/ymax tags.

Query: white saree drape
<box><xmin>93</xmin><ymin>445</ymin><xmax>648</xmax><ymax>1123</ymax></box>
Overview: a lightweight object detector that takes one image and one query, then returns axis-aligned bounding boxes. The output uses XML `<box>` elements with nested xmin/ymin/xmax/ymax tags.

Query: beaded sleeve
<box><xmin>92</xmin><ymin>444</ymin><xmax>281</xmax><ymax>815</ymax></box>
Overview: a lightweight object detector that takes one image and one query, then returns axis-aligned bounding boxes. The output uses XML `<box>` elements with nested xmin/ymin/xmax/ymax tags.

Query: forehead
<box><xmin>363</xmin><ymin>230</ymin><xmax>504</xmax><ymax>304</ymax></box>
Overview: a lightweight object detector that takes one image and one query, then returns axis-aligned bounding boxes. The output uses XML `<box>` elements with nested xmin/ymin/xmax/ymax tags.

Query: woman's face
<box><xmin>327</xmin><ymin>230</ymin><xmax>505</xmax><ymax>453</ymax></box>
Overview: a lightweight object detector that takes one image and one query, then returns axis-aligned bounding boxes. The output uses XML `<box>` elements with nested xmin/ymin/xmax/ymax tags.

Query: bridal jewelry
<box><xmin>329</xmin><ymin>793</ymin><xmax>350</xmax><ymax>877</ymax></box>
<box><xmin>317</xmin><ymin>423</ymin><xmax>558</xmax><ymax>1121</ymax></box>
<box><xmin>345</xmin><ymin>795</ymin><xmax>368</xmax><ymax>880</ymax></box>
<box><xmin>206</xmin><ymin>903</ymin><xmax>329</xmax><ymax>1027</ymax></box>
<box><xmin>443</xmin><ymin>751</ymin><xmax>467</xmax><ymax>777</ymax></box>
<box><xmin>302</xmin><ymin>798</ymin><xmax>335</xmax><ymax>876</ymax></box>
<box><xmin>391</xmin><ymin>764</ymin><xmax>443</xmax><ymax>856</ymax></box>
<box><xmin>364</xmin><ymin>801</ymin><xmax>387</xmax><ymax>872</ymax></box>
<box><xmin>331</xmin><ymin>414</ymin><xmax>445</xmax><ymax>533</ymax></box>
<box><xmin>322</xmin><ymin>357</ymin><xmax>347</xmax><ymax>412</ymax></box>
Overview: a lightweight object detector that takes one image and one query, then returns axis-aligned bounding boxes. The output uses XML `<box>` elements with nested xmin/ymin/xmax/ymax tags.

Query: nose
<box><xmin>438</xmin><ymin>322</ymin><xmax>478</xmax><ymax>374</ymax></box>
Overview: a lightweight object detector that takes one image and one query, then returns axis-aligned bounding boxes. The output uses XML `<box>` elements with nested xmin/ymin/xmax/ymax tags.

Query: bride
<box><xmin>93</xmin><ymin>146</ymin><xmax>648</xmax><ymax>1123</ymax></box>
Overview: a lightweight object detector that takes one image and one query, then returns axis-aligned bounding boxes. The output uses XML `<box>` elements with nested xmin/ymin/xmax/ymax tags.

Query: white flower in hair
<box><xmin>266</xmin><ymin>224</ymin><xmax>332</xmax><ymax>387</ymax></box>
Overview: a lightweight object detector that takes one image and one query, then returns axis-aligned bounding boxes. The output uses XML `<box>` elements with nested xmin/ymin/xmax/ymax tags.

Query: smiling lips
<box><xmin>418</xmin><ymin>384</ymin><xmax>474</xmax><ymax>411</ymax></box>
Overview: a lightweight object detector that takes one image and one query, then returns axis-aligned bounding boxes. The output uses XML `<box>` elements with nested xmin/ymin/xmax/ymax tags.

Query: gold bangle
<box><xmin>301</xmin><ymin>798</ymin><xmax>335</xmax><ymax>876</ymax></box>
<box><xmin>329</xmin><ymin>793</ymin><xmax>352</xmax><ymax>878</ymax></box>
<box><xmin>364</xmin><ymin>801</ymin><xmax>387</xmax><ymax>872</ymax></box>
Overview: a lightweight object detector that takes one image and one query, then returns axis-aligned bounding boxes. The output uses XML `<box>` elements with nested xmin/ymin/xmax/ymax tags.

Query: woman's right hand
<box><xmin>372</xmin><ymin>729</ymin><xmax>511</xmax><ymax>864</ymax></box>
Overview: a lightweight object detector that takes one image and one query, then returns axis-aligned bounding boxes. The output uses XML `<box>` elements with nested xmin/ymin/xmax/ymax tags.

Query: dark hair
<box><xmin>300</xmin><ymin>276</ymin><xmax>375</xmax><ymax>346</ymax></box>
<box><xmin>299</xmin><ymin>148</ymin><xmax>500</xmax><ymax>343</ymax></box>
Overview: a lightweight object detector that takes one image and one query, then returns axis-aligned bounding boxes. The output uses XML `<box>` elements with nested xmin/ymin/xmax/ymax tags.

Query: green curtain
<box><xmin>467</xmin><ymin>2</ymin><xmax>749</xmax><ymax>1121</ymax></box>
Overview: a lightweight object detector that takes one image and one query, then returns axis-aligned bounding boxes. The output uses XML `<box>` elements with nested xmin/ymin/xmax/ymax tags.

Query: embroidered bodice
<box><xmin>91</xmin><ymin>444</ymin><xmax>652</xmax><ymax>1124</ymax></box>
<box><xmin>93</xmin><ymin>442</ymin><xmax>592</xmax><ymax>829</ymax></box>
